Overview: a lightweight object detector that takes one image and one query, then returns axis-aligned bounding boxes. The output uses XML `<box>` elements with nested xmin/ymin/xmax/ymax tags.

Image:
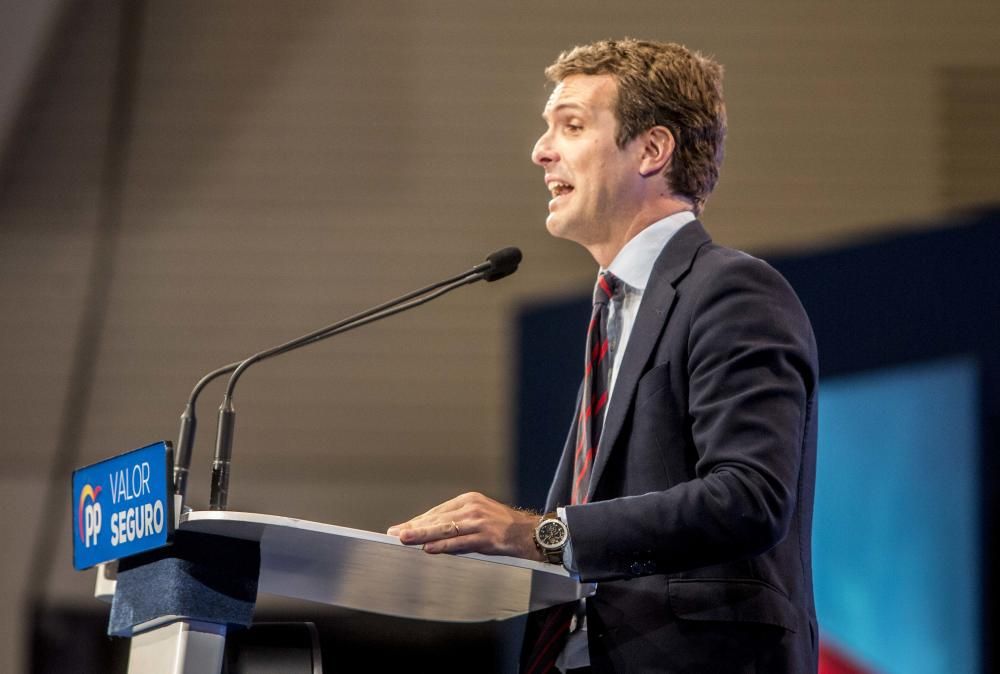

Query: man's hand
<box><xmin>387</xmin><ymin>492</ymin><xmax>545</xmax><ymax>561</ymax></box>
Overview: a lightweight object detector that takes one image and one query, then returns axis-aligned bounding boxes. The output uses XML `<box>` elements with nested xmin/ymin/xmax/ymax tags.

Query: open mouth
<box><xmin>548</xmin><ymin>181</ymin><xmax>574</xmax><ymax>199</ymax></box>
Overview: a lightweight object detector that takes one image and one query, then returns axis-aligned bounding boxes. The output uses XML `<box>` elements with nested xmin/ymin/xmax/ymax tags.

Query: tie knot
<box><xmin>593</xmin><ymin>272</ymin><xmax>621</xmax><ymax>306</ymax></box>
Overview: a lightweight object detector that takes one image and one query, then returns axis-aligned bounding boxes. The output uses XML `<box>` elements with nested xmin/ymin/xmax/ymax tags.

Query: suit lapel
<box><xmin>585</xmin><ymin>220</ymin><xmax>711</xmax><ymax>503</ymax></box>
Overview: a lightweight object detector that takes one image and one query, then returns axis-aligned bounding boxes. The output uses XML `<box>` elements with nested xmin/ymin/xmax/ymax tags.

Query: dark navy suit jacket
<box><xmin>546</xmin><ymin>220</ymin><xmax>819</xmax><ymax>673</ymax></box>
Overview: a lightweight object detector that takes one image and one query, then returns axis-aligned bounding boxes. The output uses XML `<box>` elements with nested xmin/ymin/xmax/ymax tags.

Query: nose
<box><xmin>531</xmin><ymin>130</ymin><xmax>557</xmax><ymax>166</ymax></box>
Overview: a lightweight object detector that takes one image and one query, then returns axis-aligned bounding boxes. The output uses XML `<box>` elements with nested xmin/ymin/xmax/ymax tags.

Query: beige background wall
<box><xmin>1</xmin><ymin>1</ymin><xmax>998</xmax><ymax>670</ymax></box>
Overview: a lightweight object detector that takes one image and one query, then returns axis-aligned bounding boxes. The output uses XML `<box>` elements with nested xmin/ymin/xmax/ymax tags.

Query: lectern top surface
<box><xmin>179</xmin><ymin>510</ymin><xmax>592</xmax><ymax>622</ymax></box>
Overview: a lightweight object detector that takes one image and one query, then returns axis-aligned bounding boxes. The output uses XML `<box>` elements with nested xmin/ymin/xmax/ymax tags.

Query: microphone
<box><xmin>169</xmin><ymin>247</ymin><xmax>522</xmax><ymax>510</ymax></box>
<box><xmin>472</xmin><ymin>246</ymin><xmax>522</xmax><ymax>282</ymax></box>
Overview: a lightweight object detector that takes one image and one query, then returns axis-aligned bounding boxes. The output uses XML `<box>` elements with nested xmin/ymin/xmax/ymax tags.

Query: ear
<box><xmin>638</xmin><ymin>126</ymin><xmax>674</xmax><ymax>177</ymax></box>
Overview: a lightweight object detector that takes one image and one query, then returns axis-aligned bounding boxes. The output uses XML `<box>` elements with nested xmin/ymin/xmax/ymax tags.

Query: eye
<box><xmin>565</xmin><ymin>123</ymin><xmax>583</xmax><ymax>133</ymax></box>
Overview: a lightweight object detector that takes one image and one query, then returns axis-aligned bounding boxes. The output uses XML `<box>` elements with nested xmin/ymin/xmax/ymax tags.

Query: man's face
<box><xmin>531</xmin><ymin>74</ymin><xmax>643</xmax><ymax>248</ymax></box>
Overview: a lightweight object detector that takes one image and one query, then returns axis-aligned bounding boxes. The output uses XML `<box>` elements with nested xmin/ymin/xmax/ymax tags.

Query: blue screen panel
<box><xmin>814</xmin><ymin>357</ymin><xmax>980</xmax><ymax>674</ymax></box>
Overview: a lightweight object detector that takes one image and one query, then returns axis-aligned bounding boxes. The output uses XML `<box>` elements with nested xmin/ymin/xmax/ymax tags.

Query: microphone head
<box><xmin>483</xmin><ymin>247</ymin><xmax>522</xmax><ymax>282</ymax></box>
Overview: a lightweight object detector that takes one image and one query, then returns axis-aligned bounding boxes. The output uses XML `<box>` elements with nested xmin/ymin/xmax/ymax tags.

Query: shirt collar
<box><xmin>603</xmin><ymin>211</ymin><xmax>696</xmax><ymax>291</ymax></box>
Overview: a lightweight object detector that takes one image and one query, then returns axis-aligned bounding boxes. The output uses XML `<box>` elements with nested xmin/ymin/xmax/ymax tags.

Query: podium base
<box><xmin>128</xmin><ymin>619</ymin><xmax>226</xmax><ymax>674</ymax></box>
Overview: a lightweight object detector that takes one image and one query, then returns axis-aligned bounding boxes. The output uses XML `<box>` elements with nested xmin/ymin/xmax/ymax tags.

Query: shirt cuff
<box><xmin>556</xmin><ymin>506</ymin><xmax>580</xmax><ymax>578</ymax></box>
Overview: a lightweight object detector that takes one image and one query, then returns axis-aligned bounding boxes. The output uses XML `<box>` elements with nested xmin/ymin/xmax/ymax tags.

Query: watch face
<box><xmin>537</xmin><ymin>519</ymin><xmax>566</xmax><ymax>549</ymax></box>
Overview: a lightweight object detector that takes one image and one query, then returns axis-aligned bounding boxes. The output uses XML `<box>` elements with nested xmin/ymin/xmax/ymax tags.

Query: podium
<box><xmin>107</xmin><ymin>510</ymin><xmax>594</xmax><ymax>673</ymax></box>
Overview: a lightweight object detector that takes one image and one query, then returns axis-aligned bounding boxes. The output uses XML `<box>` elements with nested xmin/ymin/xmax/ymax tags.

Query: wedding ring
<box><xmin>451</xmin><ymin>520</ymin><xmax>461</xmax><ymax>536</ymax></box>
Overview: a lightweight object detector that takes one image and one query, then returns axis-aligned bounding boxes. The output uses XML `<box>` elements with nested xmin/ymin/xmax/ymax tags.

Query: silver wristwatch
<box><xmin>533</xmin><ymin>512</ymin><xmax>568</xmax><ymax>564</ymax></box>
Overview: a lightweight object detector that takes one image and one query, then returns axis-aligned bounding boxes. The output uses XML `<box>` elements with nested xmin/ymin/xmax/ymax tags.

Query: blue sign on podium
<box><xmin>72</xmin><ymin>441</ymin><xmax>175</xmax><ymax>571</ymax></box>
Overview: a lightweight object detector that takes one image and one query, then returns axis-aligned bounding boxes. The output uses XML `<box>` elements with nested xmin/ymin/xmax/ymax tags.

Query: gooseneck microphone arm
<box><xmin>173</xmin><ymin>247</ymin><xmax>521</xmax><ymax>504</ymax></box>
<box><xmin>173</xmin><ymin>273</ymin><xmax>465</xmax><ymax>499</ymax></box>
<box><xmin>211</xmin><ymin>273</ymin><xmax>480</xmax><ymax>510</ymax></box>
<box><xmin>222</xmin><ymin>273</ymin><xmax>481</xmax><ymax>400</ymax></box>
<box><xmin>170</xmin><ymin>246</ymin><xmax>521</xmax><ymax>511</ymax></box>
<box><xmin>172</xmin><ymin>362</ymin><xmax>239</xmax><ymax>501</ymax></box>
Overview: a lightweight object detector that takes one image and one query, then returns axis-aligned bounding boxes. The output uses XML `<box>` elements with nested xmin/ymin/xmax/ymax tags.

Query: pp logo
<box><xmin>78</xmin><ymin>484</ymin><xmax>103</xmax><ymax>548</ymax></box>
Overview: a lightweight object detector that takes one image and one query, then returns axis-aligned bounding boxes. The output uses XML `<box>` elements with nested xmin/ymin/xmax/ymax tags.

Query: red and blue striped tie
<box><xmin>572</xmin><ymin>271</ymin><xmax>620</xmax><ymax>505</ymax></box>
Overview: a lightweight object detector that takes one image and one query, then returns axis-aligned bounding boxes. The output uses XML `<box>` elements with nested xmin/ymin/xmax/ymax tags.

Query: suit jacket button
<box><xmin>629</xmin><ymin>561</ymin><xmax>643</xmax><ymax>576</ymax></box>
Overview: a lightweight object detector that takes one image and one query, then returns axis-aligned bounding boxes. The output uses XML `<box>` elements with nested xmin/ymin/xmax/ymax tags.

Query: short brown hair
<box><xmin>546</xmin><ymin>39</ymin><xmax>726</xmax><ymax>214</ymax></box>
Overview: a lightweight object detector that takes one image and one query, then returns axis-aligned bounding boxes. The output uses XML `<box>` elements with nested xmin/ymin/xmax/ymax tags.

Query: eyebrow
<box><xmin>542</xmin><ymin>102</ymin><xmax>588</xmax><ymax>121</ymax></box>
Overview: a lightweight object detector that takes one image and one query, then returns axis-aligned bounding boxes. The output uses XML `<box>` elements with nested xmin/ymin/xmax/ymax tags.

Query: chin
<box><xmin>545</xmin><ymin>213</ymin><xmax>575</xmax><ymax>241</ymax></box>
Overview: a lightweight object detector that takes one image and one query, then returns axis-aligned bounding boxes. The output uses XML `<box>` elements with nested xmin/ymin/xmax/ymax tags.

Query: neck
<box><xmin>586</xmin><ymin>197</ymin><xmax>694</xmax><ymax>267</ymax></box>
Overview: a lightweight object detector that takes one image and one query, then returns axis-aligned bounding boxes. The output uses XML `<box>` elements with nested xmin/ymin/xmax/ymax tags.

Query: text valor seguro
<box><xmin>107</xmin><ymin>461</ymin><xmax>166</xmax><ymax>546</ymax></box>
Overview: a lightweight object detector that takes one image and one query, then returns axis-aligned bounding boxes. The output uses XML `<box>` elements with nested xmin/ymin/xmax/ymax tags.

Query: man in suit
<box><xmin>388</xmin><ymin>39</ymin><xmax>818</xmax><ymax>673</ymax></box>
